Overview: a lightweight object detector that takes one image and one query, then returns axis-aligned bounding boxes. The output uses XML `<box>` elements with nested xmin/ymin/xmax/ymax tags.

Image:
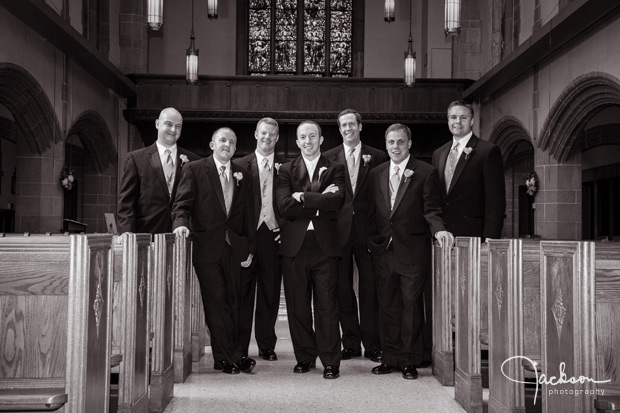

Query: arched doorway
<box><xmin>537</xmin><ymin>72</ymin><xmax>620</xmax><ymax>240</ymax></box>
<box><xmin>65</xmin><ymin>110</ymin><xmax>117</xmax><ymax>233</ymax></box>
<box><xmin>0</xmin><ymin>63</ymin><xmax>63</xmax><ymax>233</ymax></box>
<box><xmin>490</xmin><ymin>117</ymin><xmax>535</xmax><ymax>238</ymax></box>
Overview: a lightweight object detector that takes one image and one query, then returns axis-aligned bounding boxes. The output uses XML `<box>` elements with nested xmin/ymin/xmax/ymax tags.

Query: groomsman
<box><xmin>276</xmin><ymin>120</ymin><xmax>345</xmax><ymax>379</ymax></box>
<box><xmin>323</xmin><ymin>109</ymin><xmax>388</xmax><ymax>362</ymax></box>
<box><xmin>234</xmin><ymin>118</ymin><xmax>285</xmax><ymax>361</ymax></box>
<box><xmin>368</xmin><ymin>123</ymin><xmax>453</xmax><ymax>380</ymax></box>
<box><xmin>117</xmin><ymin>107</ymin><xmax>199</xmax><ymax>234</ymax></box>
<box><xmin>172</xmin><ymin>127</ymin><xmax>256</xmax><ymax>375</ymax></box>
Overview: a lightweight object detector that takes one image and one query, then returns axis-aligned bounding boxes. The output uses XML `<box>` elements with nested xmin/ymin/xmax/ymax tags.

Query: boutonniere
<box><xmin>362</xmin><ymin>154</ymin><xmax>372</xmax><ymax>166</ymax></box>
<box><xmin>463</xmin><ymin>147</ymin><xmax>473</xmax><ymax>160</ymax></box>
<box><xmin>179</xmin><ymin>154</ymin><xmax>190</xmax><ymax>167</ymax></box>
<box><xmin>233</xmin><ymin>172</ymin><xmax>243</xmax><ymax>186</ymax></box>
<box><xmin>274</xmin><ymin>162</ymin><xmax>282</xmax><ymax>174</ymax></box>
<box><xmin>318</xmin><ymin>166</ymin><xmax>328</xmax><ymax>182</ymax></box>
<box><xmin>403</xmin><ymin>169</ymin><xmax>414</xmax><ymax>183</ymax></box>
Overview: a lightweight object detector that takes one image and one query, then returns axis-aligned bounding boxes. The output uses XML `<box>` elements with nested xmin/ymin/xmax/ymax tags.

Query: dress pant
<box><xmin>338</xmin><ymin>225</ymin><xmax>381</xmax><ymax>352</ymax></box>
<box><xmin>194</xmin><ymin>243</ymin><xmax>242</xmax><ymax>364</ymax></box>
<box><xmin>239</xmin><ymin>223</ymin><xmax>282</xmax><ymax>355</ymax></box>
<box><xmin>372</xmin><ymin>246</ymin><xmax>428</xmax><ymax>367</ymax></box>
<box><xmin>282</xmin><ymin>231</ymin><xmax>341</xmax><ymax>367</ymax></box>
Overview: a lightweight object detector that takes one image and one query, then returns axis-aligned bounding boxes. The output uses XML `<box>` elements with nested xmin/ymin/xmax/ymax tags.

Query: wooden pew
<box><xmin>191</xmin><ymin>271</ymin><xmax>207</xmax><ymax>365</ymax></box>
<box><xmin>432</xmin><ymin>242</ymin><xmax>455</xmax><ymax>385</ymax></box>
<box><xmin>487</xmin><ymin>239</ymin><xmax>541</xmax><ymax>412</ymax></box>
<box><xmin>0</xmin><ymin>234</ymin><xmax>113</xmax><ymax>412</ymax></box>
<box><xmin>149</xmin><ymin>233</ymin><xmax>175</xmax><ymax>413</ymax></box>
<box><xmin>173</xmin><ymin>235</ymin><xmax>192</xmax><ymax>383</ymax></box>
<box><xmin>592</xmin><ymin>242</ymin><xmax>620</xmax><ymax>412</ymax></box>
<box><xmin>111</xmin><ymin>233</ymin><xmax>151</xmax><ymax>413</ymax></box>
<box><xmin>454</xmin><ymin>236</ymin><xmax>483</xmax><ymax>413</ymax></box>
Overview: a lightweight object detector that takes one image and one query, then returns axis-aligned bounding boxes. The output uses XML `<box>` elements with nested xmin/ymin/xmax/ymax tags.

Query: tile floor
<box><xmin>164</xmin><ymin>318</ymin><xmax>466</xmax><ymax>412</ymax></box>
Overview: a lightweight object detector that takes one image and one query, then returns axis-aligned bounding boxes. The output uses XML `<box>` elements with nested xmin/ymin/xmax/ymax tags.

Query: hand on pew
<box><xmin>434</xmin><ymin>230</ymin><xmax>454</xmax><ymax>250</ymax></box>
<box><xmin>174</xmin><ymin>226</ymin><xmax>190</xmax><ymax>238</ymax></box>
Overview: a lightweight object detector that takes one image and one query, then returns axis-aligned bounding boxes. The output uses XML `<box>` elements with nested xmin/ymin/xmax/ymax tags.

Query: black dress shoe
<box><xmin>364</xmin><ymin>349</ymin><xmax>383</xmax><ymax>363</ymax></box>
<box><xmin>419</xmin><ymin>359</ymin><xmax>432</xmax><ymax>368</ymax></box>
<box><xmin>258</xmin><ymin>349</ymin><xmax>278</xmax><ymax>361</ymax></box>
<box><xmin>293</xmin><ymin>361</ymin><xmax>316</xmax><ymax>373</ymax></box>
<box><xmin>323</xmin><ymin>365</ymin><xmax>340</xmax><ymax>379</ymax></box>
<box><xmin>371</xmin><ymin>363</ymin><xmax>396</xmax><ymax>375</ymax></box>
<box><xmin>236</xmin><ymin>356</ymin><xmax>256</xmax><ymax>374</ymax></box>
<box><xmin>402</xmin><ymin>365</ymin><xmax>419</xmax><ymax>379</ymax></box>
<box><xmin>213</xmin><ymin>360</ymin><xmax>223</xmax><ymax>371</ymax></box>
<box><xmin>341</xmin><ymin>348</ymin><xmax>362</xmax><ymax>360</ymax></box>
<box><xmin>220</xmin><ymin>360</ymin><xmax>240</xmax><ymax>374</ymax></box>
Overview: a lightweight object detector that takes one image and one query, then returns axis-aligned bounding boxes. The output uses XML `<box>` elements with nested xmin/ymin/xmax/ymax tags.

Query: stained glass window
<box><xmin>248</xmin><ymin>0</ymin><xmax>352</xmax><ymax>76</ymax></box>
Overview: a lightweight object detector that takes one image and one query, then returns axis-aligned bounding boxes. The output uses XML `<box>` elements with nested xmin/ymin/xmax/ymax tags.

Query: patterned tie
<box><xmin>219</xmin><ymin>165</ymin><xmax>232</xmax><ymax>214</ymax></box>
<box><xmin>262</xmin><ymin>157</ymin><xmax>270</xmax><ymax>171</ymax></box>
<box><xmin>445</xmin><ymin>142</ymin><xmax>460</xmax><ymax>190</ymax></box>
<box><xmin>163</xmin><ymin>149</ymin><xmax>175</xmax><ymax>194</ymax></box>
<box><xmin>347</xmin><ymin>147</ymin><xmax>358</xmax><ymax>194</ymax></box>
<box><xmin>389</xmin><ymin>165</ymin><xmax>400</xmax><ymax>209</ymax></box>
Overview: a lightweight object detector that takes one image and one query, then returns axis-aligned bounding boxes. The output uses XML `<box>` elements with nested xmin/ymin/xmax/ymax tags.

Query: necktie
<box><xmin>347</xmin><ymin>147</ymin><xmax>358</xmax><ymax>194</ymax></box>
<box><xmin>390</xmin><ymin>165</ymin><xmax>400</xmax><ymax>209</ymax></box>
<box><xmin>219</xmin><ymin>165</ymin><xmax>232</xmax><ymax>214</ymax></box>
<box><xmin>262</xmin><ymin>157</ymin><xmax>270</xmax><ymax>171</ymax></box>
<box><xmin>445</xmin><ymin>142</ymin><xmax>459</xmax><ymax>190</ymax></box>
<box><xmin>163</xmin><ymin>149</ymin><xmax>175</xmax><ymax>194</ymax></box>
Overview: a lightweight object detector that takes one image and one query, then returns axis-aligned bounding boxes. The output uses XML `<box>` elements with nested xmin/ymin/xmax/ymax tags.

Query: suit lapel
<box><xmin>438</xmin><ymin>143</ymin><xmax>450</xmax><ymax>196</ymax></box>
<box><xmin>294</xmin><ymin>157</ymin><xmax>312</xmax><ymax>192</ymax></box>
<box><xmin>449</xmin><ymin>135</ymin><xmax>478</xmax><ymax>194</ymax></box>
<box><xmin>390</xmin><ymin>158</ymin><xmax>416</xmax><ymax>217</ymax></box>
<box><xmin>247</xmin><ymin>154</ymin><xmax>261</xmax><ymax>221</ymax></box>
<box><xmin>381</xmin><ymin>166</ymin><xmax>390</xmax><ymax>211</ymax></box>
<box><xmin>313</xmin><ymin>156</ymin><xmax>329</xmax><ymax>192</ymax></box>
<box><xmin>206</xmin><ymin>156</ymin><xmax>227</xmax><ymax>215</ymax></box>
<box><xmin>355</xmin><ymin>145</ymin><xmax>372</xmax><ymax>198</ymax></box>
<box><xmin>149</xmin><ymin>144</ymin><xmax>170</xmax><ymax>198</ymax></box>
<box><xmin>336</xmin><ymin>146</ymin><xmax>354</xmax><ymax>198</ymax></box>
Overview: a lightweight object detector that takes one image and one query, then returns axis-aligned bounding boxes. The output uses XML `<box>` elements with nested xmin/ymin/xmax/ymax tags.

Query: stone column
<box><xmin>534</xmin><ymin>149</ymin><xmax>582</xmax><ymax>240</ymax></box>
<box><xmin>120</xmin><ymin>0</ymin><xmax>148</xmax><ymax>74</ymax></box>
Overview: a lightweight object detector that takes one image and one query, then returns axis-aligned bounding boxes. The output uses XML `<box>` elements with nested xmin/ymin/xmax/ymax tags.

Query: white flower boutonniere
<box><xmin>179</xmin><ymin>154</ymin><xmax>190</xmax><ymax>167</ymax></box>
<box><xmin>274</xmin><ymin>162</ymin><xmax>282</xmax><ymax>174</ymax></box>
<box><xmin>233</xmin><ymin>172</ymin><xmax>243</xmax><ymax>186</ymax></box>
<box><xmin>463</xmin><ymin>147</ymin><xmax>473</xmax><ymax>160</ymax></box>
<box><xmin>318</xmin><ymin>166</ymin><xmax>328</xmax><ymax>182</ymax></box>
<box><xmin>362</xmin><ymin>154</ymin><xmax>372</xmax><ymax>167</ymax></box>
<box><xmin>403</xmin><ymin>169</ymin><xmax>414</xmax><ymax>183</ymax></box>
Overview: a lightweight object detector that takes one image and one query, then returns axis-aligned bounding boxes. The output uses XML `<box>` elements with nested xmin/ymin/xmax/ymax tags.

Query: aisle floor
<box><xmin>164</xmin><ymin>318</ymin><xmax>465</xmax><ymax>413</ymax></box>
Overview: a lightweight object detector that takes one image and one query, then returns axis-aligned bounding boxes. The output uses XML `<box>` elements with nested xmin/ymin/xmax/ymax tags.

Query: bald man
<box><xmin>117</xmin><ymin>107</ymin><xmax>199</xmax><ymax>234</ymax></box>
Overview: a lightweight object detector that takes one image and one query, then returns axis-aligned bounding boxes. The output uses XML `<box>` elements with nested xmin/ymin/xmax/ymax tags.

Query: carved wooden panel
<box><xmin>487</xmin><ymin>239</ymin><xmax>525</xmax><ymax>413</ymax></box>
<box><xmin>432</xmin><ymin>242</ymin><xmax>455</xmax><ymax>386</ymax></box>
<box><xmin>454</xmin><ymin>237</ymin><xmax>483</xmax><ymax>413</ymax></box>
<box><xmin>174</xmin><ymin>235</ymin><xmax>193</xmax><ymax>383</ymax></box>
<box><xmin>540</xmin><ymin>241</ymin><xmax>596</xmax><ymax>413</ymax></box>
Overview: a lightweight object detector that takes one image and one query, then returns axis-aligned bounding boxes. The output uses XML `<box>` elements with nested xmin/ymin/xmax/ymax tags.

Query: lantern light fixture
<box><xmin>384</xmin><ymin>0</ymin><xmax>395</xmax><ymax>23</ymax></box>
<box><xmin>404</xmin><ymin>0</ymin><xmax>416</xmax><ymax>87</ymax></box>
<box><xmin>186</xmin><ymin>0</ymin><xmax>199</xmax><ymax>84</ymax></box>
<box><xmin>147</xmin><ymin>0</ymin><xmax>163</xmax><ymax>30</ymax></box>
<box><xmin>208</xmin><ymin>0</ymin><xmax>218</xmax><ymax>19</ymax></box>
<box><xmin>445</xmin><ymin>0</ymin><xmax>461</xmax><ymax>36</ymax></box>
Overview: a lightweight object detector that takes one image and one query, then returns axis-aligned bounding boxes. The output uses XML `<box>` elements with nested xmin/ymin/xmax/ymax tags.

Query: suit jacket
<box><xmin>171</xmin><ymin>155</ymin><xmax>256</xmax><ymax>264</ymax></box>
<box><xmin>323</xmin><ymin>143</ymin><xmax>389</xmax><ymax>247</ymax></box>
<box><xmin>233</xmin><ymin>152</ymin><xmax>287</xmax><ymax>229</ymax></box>
<box><xmin>431</xmin><ymin>134</ymin><xmax>505</xmax><ymax>239</ymax></box>
<box><xmin>117</xmin><ymin>142</ymin><xmax>200</xmax><ymax>234</ymax></box>
<box><xmin>368</xmin><ymin>157</ymin><xmax>446</xmax><ymax>269</ymax></box>
<box><xmin>276</xmin><ymin>154</ymin><xmax>345</xmax><ymax>258</ymax></box>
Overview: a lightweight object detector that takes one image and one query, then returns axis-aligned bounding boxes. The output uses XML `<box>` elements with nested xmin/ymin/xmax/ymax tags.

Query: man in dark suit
<box><xmin>117</xmin><ymin>107</ymin><xmax>199</xmax><ymax>234</ymax></box>
<box><xmin>172</xmin><ymin>127</ymin><xmax>257</xmax><ymax>375</ymax></box>
<box><xmin>427</xmin><ymin>101</ymin><xmax>506</xmax><ymax>368</ymax></box>
<box><xmin>368</xmin><ymin>123</ymin><xmax>453</xmax><ymax>380</ymax></box>
<box><xmin>276</xmin><ymin>120</ymin><xmax>345</xmax><ymax>379</ymax></box>
<box><xmin>323</xmin><ymin>109</ymin><xmax>388</xmax><ymax>363</ymax></box>
<box><xmin>431</xmin><ymin>100</ymin><xmax>506</xmax><ymax>239</ymax></box>
<box><xmin>233</xmin><ymin>117</ymin><xmax>285</xmax><ymax>362</ymax></box>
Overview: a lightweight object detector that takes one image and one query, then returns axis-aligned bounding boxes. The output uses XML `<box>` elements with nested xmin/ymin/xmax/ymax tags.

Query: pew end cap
<box><xmin>0</xmin><ymin>388</ymin><xmax>67</xmax><ymax>411</ymax></box>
